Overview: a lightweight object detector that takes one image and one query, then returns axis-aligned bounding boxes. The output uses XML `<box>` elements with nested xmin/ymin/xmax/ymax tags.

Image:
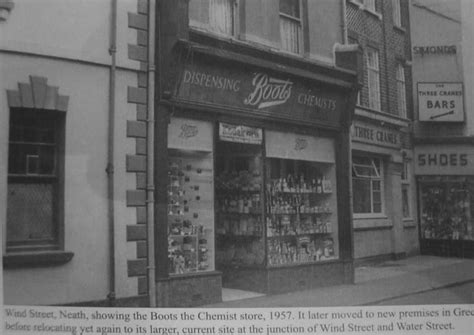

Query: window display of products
<box><xmin>265</xmin><ymin>159</ymin><xmax>337</xmax><ymax>266</ymax></box>
<box><xmin>168</xmin><ymin>150</ymin><xmax>215</xmax><ymax>274</ymax></box>
<box><xmin>419</xmin><ymin>177</ymin><xmax>474</xmax><ymax>241</ymax></box>
<box><xmin>215</xmin><ymin>140</ymin><xmax>266</xmax><ymax>267</ymax></box>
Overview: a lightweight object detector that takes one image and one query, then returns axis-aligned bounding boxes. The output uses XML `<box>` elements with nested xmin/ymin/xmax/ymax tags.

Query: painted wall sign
<box><xmin>418</xmin><ymin>82</ymin><xmax>464</xmax><ymax>122</ymax></box>
<box><xmin>414</xmin><ymin>145</ymin><xmax>474</xmax><ymax>175</ymax></box>
<box><xmin>218</xmin><ymin>123</ymin><xmax>263</xmax><ymax>144</ymax></box>
<box><xmin>351</xmin><ymin>121</ymin><xmax>401</xmax><ymax>149</ymax></box>
<box><xmin>413</xmin><ymin>45</ymin><xmax>457</xmax><ymax>56</ymax></box>
<box><xmin>176</xmin><ymin>58</ymin><xmax>346</xmax><ymax>128</ymax></box>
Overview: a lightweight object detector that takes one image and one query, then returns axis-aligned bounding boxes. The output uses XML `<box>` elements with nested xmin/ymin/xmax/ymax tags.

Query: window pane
<box><xmin>353</xmin><ymin>179</ymin><xmax>371</xmax><ymax>213</ymax></box>
<box><xmin>280</xmin><ymin>0</ymin><xmax>300</xmax><ymax>18</ymax></box>
<box><xmin>373</xmin><ymin>202</ymin><xmax>382</xmax><ymax>213</ymax></box>
<box><xmin>372</xmin><ymin>180</ymin><xmax>381</xmax><ymax>191</ymax></box>
<box><xmin>7</xmin><ymin>183</ymin><xmax>56</xmax><ymax>245</ymax></box>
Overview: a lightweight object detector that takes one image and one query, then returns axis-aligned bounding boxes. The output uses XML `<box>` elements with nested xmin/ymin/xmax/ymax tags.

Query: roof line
<box><xmin>412</xmin><ymin>2</ymin><xmax>461</xmax><ymax>24</ymax></box>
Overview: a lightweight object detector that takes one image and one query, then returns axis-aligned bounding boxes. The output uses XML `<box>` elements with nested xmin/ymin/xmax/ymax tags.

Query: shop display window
<box><xmin>168</xmin><ymin>150</ymin><xmax>215</xmax><ymax>274</ymax></box>
<box><xmin>265</xmin><ymin>130</ymin><xmax>339</xmax><ymax>266</ymax></box>
<box><xmin>266</xmin><ymin>159</ymin><xmax>338</xmax><ymax>265</ymax></box>
<box><xmin>215</xmin><ymin>140</ymin><xmax>265</xmax><ymax>268</ymax></box>
<box><xmin>167</xmin><ymin>118</ymin><xmax>215</xmax><ymax>275</ymax></box>
<box><xmin>419</xmin><ymin>177</ymin><xmax>474</xmax><ymax>241</ymax></box>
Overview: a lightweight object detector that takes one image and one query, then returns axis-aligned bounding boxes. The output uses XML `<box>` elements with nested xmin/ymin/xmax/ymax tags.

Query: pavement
<box><xmin>204</xmin><ymin>255</ymin><xmax>474</xmax><ymax>307</ymax></box>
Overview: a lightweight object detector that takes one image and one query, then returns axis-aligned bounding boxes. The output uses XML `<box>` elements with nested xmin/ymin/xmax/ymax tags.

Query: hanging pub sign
<box><xmin>219</xmin><ymin>123</ymin><xmax>263</xmax><ymax>144</ymax></box>
<box><xmin>418</xmin><ymin>82</ymin><xmax>464</xmax><ymax>122</ymax></box>
<box><xmin>175</xmin><ymin>58</ymin><xmax>347</xmax><ymax>129</ymax></box>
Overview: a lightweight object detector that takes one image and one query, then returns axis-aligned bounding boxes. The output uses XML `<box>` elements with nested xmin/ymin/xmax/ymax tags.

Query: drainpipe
<box><xmin>146</xmin><ymin>0</ymin><xmax>157</xmax><ymax>307</ymax></box>
<box><xmin>341</xmin><ymin>0</ymin><xmax>348</xmax><ymax>44</ymax></box>
<box><xmin>106</xmin><ymin>0</ymin><xmax>117</xmax><ymax>307</ymax></box>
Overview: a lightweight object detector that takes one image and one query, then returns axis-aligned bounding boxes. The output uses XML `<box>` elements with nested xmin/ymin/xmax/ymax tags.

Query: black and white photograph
<box><xmin>1</xmin><ymin>0</ymin><xmax>473</xmax><ymax>334</ymax></box>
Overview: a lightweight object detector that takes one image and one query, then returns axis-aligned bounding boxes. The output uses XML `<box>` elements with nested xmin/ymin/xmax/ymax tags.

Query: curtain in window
<box><xmin>209</xmin><ymin>0</ymin><xmax>233</xmax><ymax>35</ymax></box>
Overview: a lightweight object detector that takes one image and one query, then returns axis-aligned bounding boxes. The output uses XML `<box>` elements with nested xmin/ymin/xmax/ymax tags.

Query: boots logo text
<box><xmin>244</xmin><ymin>73</ymin><xmax>293</xmax><ymax>109</ymax></box>
<box><xmin>179</xmin><ymin>124</ymin><xmax>198</xmax><ymax>139</ymax></box>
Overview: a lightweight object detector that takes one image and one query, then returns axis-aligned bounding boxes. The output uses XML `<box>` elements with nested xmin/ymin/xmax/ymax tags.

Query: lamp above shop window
<box><xmin>0</xmin><ymin>0</ymin><xmax>14</xmax><ymax>22</ymax></box>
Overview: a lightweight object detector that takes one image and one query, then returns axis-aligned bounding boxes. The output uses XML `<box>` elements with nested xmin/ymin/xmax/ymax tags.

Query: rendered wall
<box><xmin>1</xmin><ymin>0</ymin><xmax>144</xmax><ymax>305</ymax></box>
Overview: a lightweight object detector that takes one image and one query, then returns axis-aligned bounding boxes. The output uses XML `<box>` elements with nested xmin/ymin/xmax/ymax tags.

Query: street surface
<box><xmin>374</xmin><ymin>282</ymin><xmax>474</xmax><ymax>305</ymax></box>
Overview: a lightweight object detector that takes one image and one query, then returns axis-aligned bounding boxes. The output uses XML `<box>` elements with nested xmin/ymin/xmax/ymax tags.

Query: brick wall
<box><xmin>347</xmin><ymin>0</ymin><xmax>412</xmax><ymax>120</ymax></box>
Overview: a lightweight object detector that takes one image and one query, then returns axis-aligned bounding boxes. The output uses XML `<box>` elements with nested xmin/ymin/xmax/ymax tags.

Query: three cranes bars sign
<box><xmin>417</xmin><ymin>82</ymin><xmax>464</xmax><ymax>122</ymax></box>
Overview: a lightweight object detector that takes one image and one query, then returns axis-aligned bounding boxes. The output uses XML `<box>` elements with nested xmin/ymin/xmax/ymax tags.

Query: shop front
<box><xmin>351</xmin><ymin>118</ymin><xmax>418</xmax><ymax>262</ymax></box>
<box><xmin>154</xmin><ymin>41</ymin><xmax>359</xmax><ymax>307</ymax></box>
<box><xmin>415</xmin><ymin>143</ymin><xmax>474</xmax><ymax>258</ymax></box>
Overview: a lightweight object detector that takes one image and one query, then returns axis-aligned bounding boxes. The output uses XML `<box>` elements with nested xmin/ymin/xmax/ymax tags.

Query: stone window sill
<box><xmin>354</xmin><ymin>216</ymin><xmax>392</xmax><ymax>230</ymax></box>
<box><xmin>394</xmin><ymin>25</ymin><xmax>406</xmax><ymax>34</ymax></box>
<box><xmin>363</xmin><ymin>7</ymin><xmax>382</xmax><ymax>20</ymax></box>
<box><xmin>3</xmin><ymin>250</ymin><xmax>74</xmax><ymax>269</ymax></box>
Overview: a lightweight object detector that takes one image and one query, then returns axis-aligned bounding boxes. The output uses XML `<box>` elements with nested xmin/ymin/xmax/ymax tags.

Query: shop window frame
<box><xmin>352</xmin><ymin>156</ymin><xmax>385</xmax><ymax>217</ymax></box>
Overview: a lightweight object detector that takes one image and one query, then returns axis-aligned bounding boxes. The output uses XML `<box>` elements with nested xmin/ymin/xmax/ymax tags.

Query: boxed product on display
<box><xmin>265</xmin><ymin>159</ymin><xmax>337</xmax><ymax>266</ymax></box>
<box><xmin>167</xmin><ymin>152</ymin><xmax>214</xmax><ymax>274</ymax></box>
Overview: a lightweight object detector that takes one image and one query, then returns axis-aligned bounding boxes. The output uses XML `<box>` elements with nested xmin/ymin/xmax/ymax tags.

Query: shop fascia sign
<box><xmin>351</xmin><ymin>121</ymin><xmax>400</xmax><ymax>149</ymax></box>
<box><xmin>418</xmin><ymin>82</ymin><xmax>464</xmax><ymax>122</ymax></box>
<box><xmin>219</xmin><ymin>122</ymin><xmax>263</xmax><ymax>145</ymax></box>
<box><xmin>414</xmin><ymin>145</ymin><xmax>473</xmax><ymax>175</ymax></box>
<box><xmin>413</xmin><ymin>45</ymin><xmax>457</xmax><ymax>56</ymax></box>
<box><xmin>176</xmin><ymin>62</ymin><xmax>344</xmax><ymax>127</ymax></box>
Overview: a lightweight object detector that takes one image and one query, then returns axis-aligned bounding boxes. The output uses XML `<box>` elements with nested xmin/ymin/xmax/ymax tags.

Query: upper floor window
<box><xmin>280</xmin><ymin>0</ymin><xmax>302</xmax><ymax>54</ymax></box>
<box><xmin>392</xmin><ymin>0</ymin><xmax>402</xmax><ymax>27</ymax></box>
<box><xmin>396</xmin><ymin>63</ymin><xmax>407</xmax><ymax>118</ymax></box>
<box><xmin>209</xmin><ymin>0</ymin><xmax>235</xmax><ymax>36</ymax></box>
<box><xmin>366</xmin><ymin>48</ymin><xmax>381</xmax><ymax>110</ymax></box>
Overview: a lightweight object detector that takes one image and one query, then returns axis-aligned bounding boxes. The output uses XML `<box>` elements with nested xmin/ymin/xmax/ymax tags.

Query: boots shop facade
<box><xmin>154</xmin><ymin>38</ymin><xmax>360</xmax><ymax>306</ymax></box>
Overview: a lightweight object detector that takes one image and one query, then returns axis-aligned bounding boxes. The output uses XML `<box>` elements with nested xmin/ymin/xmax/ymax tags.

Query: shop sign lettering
<box><xmin>182</xmin><ymin>70</ymin><xmax>241</xmax><ymax>92</ymax></box>
<box><xmin>418</xmin><ymin>83</ymin><xmax>464</xmax><ymax>122</ymax></box>
<box><xmin>414</xmin><ymin>145</ymin><xmax>474</xmax><ymax>175</ymax></box>
<box><xmin>244</xmin><ymin>73</ymin><xmax>292</xmax><ymax>109</ymax></box>
<box><xmin>177</xmin><ymin>62</ymin><xmax>345</xmax><ymax>127</ymax></box>
<box><xmin>219</xmin><ymin>123</ymin><xmax>263</xmax><ymax>144</ymax></box>
<box><xmin>351</xmin><ymin>122</ymin><xmax>400</xmax><ymax>149</ymax></box>
<box><xmin>179</xmin><ymin>124</ymin><xmax>198</xmax><ymax>139</ymax></box>
<box><xmin>413</xmin><ymin>45</ymin><xmax>457</xmax><ymax>56</ymax></box>
<box><xmin>417</xmin><ymin>153</ymin><xmax>468</xmax><ymax>167</ymax></box>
